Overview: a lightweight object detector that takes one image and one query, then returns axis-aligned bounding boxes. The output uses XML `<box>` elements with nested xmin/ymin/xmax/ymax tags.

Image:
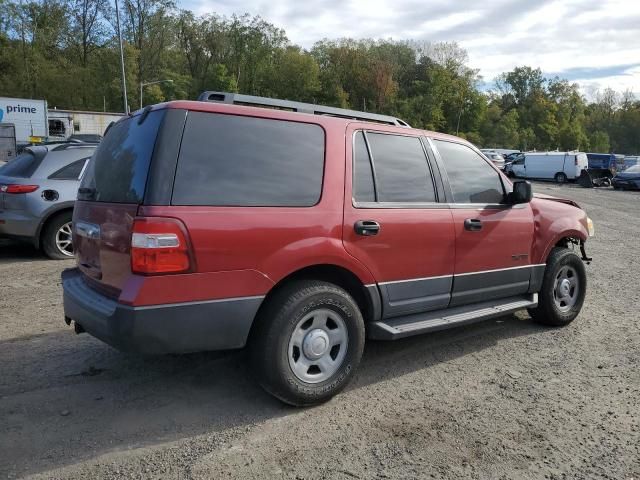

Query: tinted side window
<box><xmin>434</xmin><ymin>140</ymin><xmax>505</xmax><ymax>204</ymax></box>
<box><xmin>49</xmin><ymin>159</ymin><xmax>88</xmax><ymax>180</ymax></box>
<box><xmin>173</xmin><ymin>113</ymin><xmax>325</xmax><ymax>206</ymax></box>
<box><xmin>367</xmin><ymin>133</ymin><xmax>436</xmax><ymax>203</ymax></box>
<box><xmin>353</xmin><ymin>131</ymin><xmax>375</xmax><ymax>202</ymax></box>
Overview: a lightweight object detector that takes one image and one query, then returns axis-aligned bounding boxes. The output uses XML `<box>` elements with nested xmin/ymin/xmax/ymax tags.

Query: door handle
<box><xmin>354</xmin><ymin>220</ymin><xmax>380</xmax><ymax>236</ymax></box>
<box><xmin>464</xmin><ymin>218</ymin><xmax>483</xmax><ymax>231</ymax></box>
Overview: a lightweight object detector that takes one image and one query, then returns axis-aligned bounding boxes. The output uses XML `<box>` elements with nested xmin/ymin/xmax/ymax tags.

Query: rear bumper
<box><xmin>62</xmin><ymin>268</ymin><xmax>264</xmax><ymax>354</ymax></box>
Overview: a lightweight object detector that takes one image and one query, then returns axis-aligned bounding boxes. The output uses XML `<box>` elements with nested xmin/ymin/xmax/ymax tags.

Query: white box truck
<box><xmin>47</xmin><ymin>109</ymin><xmax>124</xmax><ymax>140</ymax></box>
<box><xmin>509</xmin><ymin>151</ymin><xmax>588</xmax><ymax>183</ymax></box>
<box><xmin>0</xmin><ymin>97</ymin><xmax>48</xmax><ymax>144</ymax></box>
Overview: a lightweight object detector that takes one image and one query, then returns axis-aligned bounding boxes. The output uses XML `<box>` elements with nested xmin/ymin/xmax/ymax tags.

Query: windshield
<box><xmin>625</xmin><ymin>165</ymin><xmax>640</xmax><ymax>173</ymax></box>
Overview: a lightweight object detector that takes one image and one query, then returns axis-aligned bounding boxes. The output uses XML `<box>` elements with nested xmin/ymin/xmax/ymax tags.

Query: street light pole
<box><xmin>139</xmin><ymin>79</ymin><xmax>174</xmax><ymax>109</ymax></box>
<box><xmin>114</xmin><ymin>0</ymin><xmax>128</xmax><ymax>114</ymax></box>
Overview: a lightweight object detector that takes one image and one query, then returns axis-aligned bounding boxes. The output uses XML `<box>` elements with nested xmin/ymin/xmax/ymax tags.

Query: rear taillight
<box><xmin>131</xmin><ymin>217</ymin><xmax>193</xmax><ymax>274</ymax></box>
<box><xmin>1</xmin><ymin>184</ymin><xmax>39</xmax><ymax>194</ymax></box>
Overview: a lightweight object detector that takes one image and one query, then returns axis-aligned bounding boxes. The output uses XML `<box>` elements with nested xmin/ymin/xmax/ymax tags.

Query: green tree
<box><xmin>589</xmin><ymin>131</ymin><xmax>610</xmax><ymax>152</ymax></box>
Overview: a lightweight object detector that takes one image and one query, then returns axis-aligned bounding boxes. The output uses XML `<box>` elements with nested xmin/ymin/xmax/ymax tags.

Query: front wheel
<box><xmin>528</xmin><ymin>247</ymin><xmax>586</xmax><ymax>326</ymax></box>
<box><xmin>249</xmin><ymin>280</ymin><xmax>365</xmax><ymax>406</ymax></box>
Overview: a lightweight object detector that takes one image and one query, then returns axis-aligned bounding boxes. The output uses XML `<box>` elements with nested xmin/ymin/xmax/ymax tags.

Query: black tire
<box><xmin>249</xmin><ymin>280</ymin><xmax>365</xmax><ymax>406</ymax></box>
<box><xmin>554</xmin><ymin>172</ymin><xmax>568</xmax><ymax>184</ymax></box>
<box><xmin>528</xmin><ymin>247</ymin><xmax>586</xmax><ymax>326</ymax></box>
<box><xmin>42</xmin><ymin>211</ymin><xmax>74</xmax><ymax>260</ymax></box>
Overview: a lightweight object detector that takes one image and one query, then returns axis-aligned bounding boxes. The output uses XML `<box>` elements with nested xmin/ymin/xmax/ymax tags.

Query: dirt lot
<box><xmin>1</xmin><ymin>182</ymin><xmax>638</xmax><ymax>480</ymax></box>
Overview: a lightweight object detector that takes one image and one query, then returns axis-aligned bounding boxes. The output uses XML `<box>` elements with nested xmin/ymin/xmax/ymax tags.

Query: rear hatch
<box><xmin>74</xmin><ymin>109</ymin><xmax>166</xmax><ymax>298</ymax></box>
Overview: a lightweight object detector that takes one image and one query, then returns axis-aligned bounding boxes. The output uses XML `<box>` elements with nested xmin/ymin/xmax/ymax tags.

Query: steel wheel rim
<box><xmin>55</xmin><ymin>222</ymin><xmax>74</xmax><ymax>257</ymax></box>
<box><xmin>553</xmin><ymin>265</ymin><xmax>578</xmax><ymax>312</ymax></box>
<box><xmin>288</xmin><ymin>308</ymin><xmax>348</xmax><ymax>384</ymax></box>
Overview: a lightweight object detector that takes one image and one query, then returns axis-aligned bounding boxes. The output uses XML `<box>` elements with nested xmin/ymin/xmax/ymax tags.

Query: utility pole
<box><xmin>114</xmin><ymin>0</ymin><xmax>128</xmax><ymax>114</ymax></box>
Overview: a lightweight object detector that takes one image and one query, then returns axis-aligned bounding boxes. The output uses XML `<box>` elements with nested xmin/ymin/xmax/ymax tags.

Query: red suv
<box><xmin>63</xmin><ymin>92</ymin><xmax>594</xmax><ymax>406</ymax></box>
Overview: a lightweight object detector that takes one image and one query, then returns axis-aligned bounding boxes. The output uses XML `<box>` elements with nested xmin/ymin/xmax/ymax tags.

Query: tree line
<box><xmin>1</xmin><ymin>0</ymin><xmax>638</xmax><ymax>154</ymax></box>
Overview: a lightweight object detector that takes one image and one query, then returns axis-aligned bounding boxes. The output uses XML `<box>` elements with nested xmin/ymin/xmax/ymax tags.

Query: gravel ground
<box><xmin>0</xmin><ymin>182</ymin><xmax>638</xmax><ymax>480</ymax></box>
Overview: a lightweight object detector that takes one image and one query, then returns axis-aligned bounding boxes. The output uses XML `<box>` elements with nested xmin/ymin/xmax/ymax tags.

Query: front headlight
<box><xmin>587</xmin><ymin>217</ymin><xmax>595</xmax><ymax>237</ymax></box>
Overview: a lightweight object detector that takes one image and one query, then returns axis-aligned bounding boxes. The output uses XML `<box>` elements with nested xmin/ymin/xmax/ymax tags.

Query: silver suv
<box><xmin>0</xmin><ymin>143</ymin><xmax>96</xmax><ymax>258</ymax></box>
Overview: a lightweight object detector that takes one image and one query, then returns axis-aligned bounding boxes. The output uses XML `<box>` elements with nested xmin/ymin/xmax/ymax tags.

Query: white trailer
<box><xmin>0</xmin><ymin>97</ymin><xmax>48</xmax><ymax>143</ymax></box>
<box><xmin>47</xmin><ymin>109</ymin><xmax>124</xmax><ymax>140</ymax></box>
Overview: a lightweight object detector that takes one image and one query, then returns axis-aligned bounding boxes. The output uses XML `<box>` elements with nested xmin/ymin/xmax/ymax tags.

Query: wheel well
<box><xmin>555</xmin><ymin>236</ymin><xmax>579</xmax><ymax>250</ymax></box>
<box><xmin>552</xmin><ymin>236</ymin><xmax>586</xmax><ymax>262</ymax></box>
<box><xmin>38</xmin><ymin>208</ymin><xmax>73</xmax><ymax>248</ymax></box>
<box><xmin>256</xmin><ymin>264</ymin><xmax>374</xmax><ymax>324</ymax></box>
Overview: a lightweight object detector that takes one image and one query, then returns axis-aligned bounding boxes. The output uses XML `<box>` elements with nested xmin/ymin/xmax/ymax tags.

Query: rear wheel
<box><xmin>554</xmin><ymin>172</ymin><xmax>568</xmax><ymax>184</ymax></box>
<box><xmin>42</xmin><ymin>211</ymin><xmax>74</xmax><ymax>259</ymax></box>
<box><xmin>528</xmin><ymin>247</ymin><xmax>586</xmax><ymax>326</ymax></box>
<box><xmin>250</xmin><ymin>280</ymin><xmax>365</xmax><ymax>406</ymax></box>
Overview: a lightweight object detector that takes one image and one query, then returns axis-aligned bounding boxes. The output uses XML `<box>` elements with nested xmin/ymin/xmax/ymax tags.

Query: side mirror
<box><xmin>510</xmin><ymin>180</ymin><xmax>532</xmax><ymax>204</ymax></box>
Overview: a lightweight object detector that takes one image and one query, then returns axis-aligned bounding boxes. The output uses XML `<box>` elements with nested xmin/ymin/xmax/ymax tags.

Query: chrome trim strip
<box><xmin>132</xmin><ymin>294</ymin><xmax>266</xmax><ymax>311</ymax></box>
<box><xmin>373</xmin><ymin>264</ymin><xmax>545</xmax><ymax>286</ymax></box>
<box><xmin>378</xmin><ymin>274</ymin><xmax>453</xmax><ymax>286</ymax></box>
<box><xmin>456</xmin><ymin>264</ymin><xmax>546</xmax><ymax>276</ymax></box>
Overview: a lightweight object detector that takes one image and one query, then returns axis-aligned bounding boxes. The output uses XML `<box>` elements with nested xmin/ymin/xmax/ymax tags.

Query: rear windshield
<box><xmin>0</xmin><ymin>151</ymin><xmax>43</xmax><ymax>178</ymax></box>
<box><xmin>79</xmin><ymin>110</ymin><xmax>164</xmax><ymax>203</ymax></box>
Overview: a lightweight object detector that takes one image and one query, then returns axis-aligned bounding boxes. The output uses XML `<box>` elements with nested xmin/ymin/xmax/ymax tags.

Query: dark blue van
<box><xmin>587</xmin><ymin>153</ymin><xmax>617</xmax><ymax>178</ymax></box>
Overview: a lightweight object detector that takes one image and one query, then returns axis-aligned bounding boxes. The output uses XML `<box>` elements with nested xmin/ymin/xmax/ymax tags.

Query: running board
<box><xmin>368</xmin><ymin>294</ymin><xmax>538</xmax><ymax>340</ymax></box>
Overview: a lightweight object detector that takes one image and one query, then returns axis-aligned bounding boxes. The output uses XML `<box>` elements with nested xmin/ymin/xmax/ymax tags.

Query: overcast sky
<box><xmin>184</xmin><ymin>0</ymin><xmax>640</xmax><ymax>97</ymax></box>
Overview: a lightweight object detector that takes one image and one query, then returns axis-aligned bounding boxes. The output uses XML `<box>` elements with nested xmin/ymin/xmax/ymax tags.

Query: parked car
<box><xmin>611</xmin><ymin>165</ymin><xmax>640</xmax><ymax>190</ymax></box>
<box><xmin>509</xmin><ymin>151</ymin><xmax>588</xmax><ymax>183</ymax></box>
<box><xmin>481</xmin><ymin>148</ymin><xmax>520</xmax><ymax>157</ymax></box>
<box><xmin>504</xmin><ymin>152</ymin><xmax>523</xmax><ymax>162</ymax></box>
<box><xmin>62</xmin><ymin>93</ymin><xmax>593</xmax><ymax>406</ymax></box>
<box><xmin>68</xmin><ymin>134</ymin><xmax>102</xmax><ymax>144</ymax></box>
<box><xmin>622</xmin><ymin>156</ymin><xmax>640</xmax><ymax>170</ymax></box>
<box><xmin>0</xmin><ymin>142</ymin><xmax>96</xmax><ymax>258</ymax></box>
<box><xmin>482</xmin><ymin>151</ymin><xmax>506</xmax><ymax>170</ymax></box>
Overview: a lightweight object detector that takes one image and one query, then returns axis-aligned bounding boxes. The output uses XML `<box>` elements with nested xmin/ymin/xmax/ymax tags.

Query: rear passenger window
<box><xmin>173</xmin><ymin>113</ymin><xmax>325</xmax><ymax>206</ymax></box>
<box><xmin>434</xmin><ymin>140</ymin><xmax>505</xmax><ymax>204</ymax></box>
<box><xmin>366</xmin><ymin>133</ymin><xmax>436</xmax><ymax>203</ymax></box>
<box><xmin>49</xmin><ymin>159</ymin><xmax>88</xmax><ymax>180</ymax></box>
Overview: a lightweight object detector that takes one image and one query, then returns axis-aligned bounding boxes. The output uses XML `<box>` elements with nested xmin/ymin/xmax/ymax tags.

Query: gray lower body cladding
<box><xmin>62</xmin><ymin>268</ymin><xmax>263</xmax><ymax>354</ymax></box>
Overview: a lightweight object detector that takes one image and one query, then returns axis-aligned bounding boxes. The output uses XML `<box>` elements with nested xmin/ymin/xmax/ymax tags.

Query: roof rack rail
<box><xmin>197</xmin><ymin>91</ymin><xmax>411</xmax><ymax>127</ymax></box>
